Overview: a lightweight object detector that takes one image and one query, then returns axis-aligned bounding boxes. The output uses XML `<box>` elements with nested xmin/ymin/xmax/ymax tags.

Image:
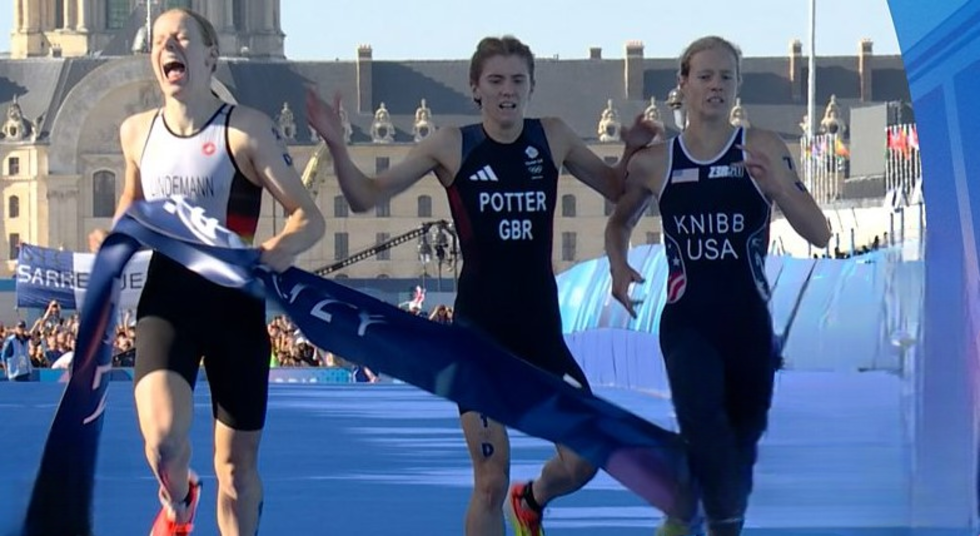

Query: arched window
<box><xmin>7</xmin><ymin>195</ymin><xmax>19</xmax><ymax>219</ymax></box>
<box><xmin>92</xmin><ymin>170</ymin><xmax>116</xmax><ymax>218</ymax></box>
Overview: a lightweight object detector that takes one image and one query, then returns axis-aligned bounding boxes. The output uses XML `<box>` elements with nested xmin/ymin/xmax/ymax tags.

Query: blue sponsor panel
<box><xmin>29</xmin><ymin>367</ymin><xmax>354</xmax><ymax>384</ymax></box>
<box><xmin>269</xmin><ymin>367</ymin><xmax>353</xmax><ymax>384</ymax></box>
<box><xmin>14</xmin><ymin>244</ymin><xmax>79</xmax><ymax>309</ymax></box>
<box><xmin>15</xmin><ymin>243</ymin><xmax>152</xmax><ymax>312</ymax></box>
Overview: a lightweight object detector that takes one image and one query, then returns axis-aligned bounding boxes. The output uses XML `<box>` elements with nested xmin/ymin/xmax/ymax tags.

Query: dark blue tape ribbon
<box><xmin>21</xmin><ymin>198</ymin><xmax>691</xmax><ymax>535</ymax></box>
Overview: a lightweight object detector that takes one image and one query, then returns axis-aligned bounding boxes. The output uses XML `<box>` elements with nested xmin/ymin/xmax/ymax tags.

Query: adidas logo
<box><xmin>468</xmin><ymin>165</ymin><xmax>500</xmax><ymax>182</ymax></box>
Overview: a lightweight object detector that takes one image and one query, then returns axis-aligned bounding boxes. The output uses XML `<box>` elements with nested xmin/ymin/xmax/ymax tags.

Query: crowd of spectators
<box><xmin>1</xmin><ymin>298</ymin><xmax>456</xmax><ymax>382</ymax></box>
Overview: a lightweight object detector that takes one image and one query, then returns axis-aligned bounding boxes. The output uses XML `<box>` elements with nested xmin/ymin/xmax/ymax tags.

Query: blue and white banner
<box><xmin>15</xmin><ymin>243</ymin><xmax>151</xmax><ymax>310</ymax></box>
<box><xmin>21</xmin><ymin>196</ymin><xmax>692</xmax><ymax>536</ymax></box>
<box><xmin>889</xmin><ymin>0</ymin><xmax>980</xmax><ymax>526</ymax></box>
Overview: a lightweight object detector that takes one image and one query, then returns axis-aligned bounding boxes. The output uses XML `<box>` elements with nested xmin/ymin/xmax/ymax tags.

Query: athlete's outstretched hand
<box><xmin>610</xmin><ymin>261</ymin><xmax>645</xmax><ymax>318</ymax></box>
<box><xmin>737</xmin><ymin>144</ymin><xmax>786</xmax><ymax>199</ymax></box>
<box><xmin>88</xmin><ymin>228</ymin><xmax>108</xmax><ymax>253</ymax></box>
<box><xmin>258</xmin><ymin>238</ymin><xmax>296</xmax><ymax>273</ymax></box>
<box><xmin>620</xmin><ymin>114</ymin><xmax>665</xmax><ymax>150</ymax></box>
<box><xmin>306</xmin><ymin>87</ymin><xmax>346</xmax><ymax>148</ymax></box>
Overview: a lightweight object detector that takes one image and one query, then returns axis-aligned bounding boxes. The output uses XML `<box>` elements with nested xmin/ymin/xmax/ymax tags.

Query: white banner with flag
<box><xmin>15</xmin><ymin>244</ymin><xmax>152</xmax><ymax>310</ymax></box>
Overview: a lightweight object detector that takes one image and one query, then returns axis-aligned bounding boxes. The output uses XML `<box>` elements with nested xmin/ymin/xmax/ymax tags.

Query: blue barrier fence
<box><xmin>557</xmin><ymin>244</ymin><xmax>924</xmax><ymax>393</ymax></box>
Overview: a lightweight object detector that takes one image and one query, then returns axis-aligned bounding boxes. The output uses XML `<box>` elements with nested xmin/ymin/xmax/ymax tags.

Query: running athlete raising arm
<box><xmin>307</xmin><ymin>93</ymin><xmax>654</xmax><ymax>212</ymax></box>
<box><xmin>308</xmin><ymin>35</ymin><xmax>660</xmax><ymax>536</ymax></box>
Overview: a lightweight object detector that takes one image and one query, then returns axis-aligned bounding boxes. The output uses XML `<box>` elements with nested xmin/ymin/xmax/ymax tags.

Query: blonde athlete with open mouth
<box><xmin>90</xmin><ymin>8</ymin><xmax>324</xmax><ymax>535</ymax></box>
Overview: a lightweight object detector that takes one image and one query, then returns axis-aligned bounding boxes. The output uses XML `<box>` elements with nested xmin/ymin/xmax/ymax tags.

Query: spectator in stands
<box><xmin>2</xmin><ymin>320</ymin><xmax>33</xmax><ymax>381</ymax></box>
<box><xmin>43</xmin><ymin>333</ymin><xmax>63</xmax><ymax>365</ymax></box>
<box><xmin>28</xmin><ymin>337</ymin><xmax>48</xmax><ymax>368</ymax></box>
<box><xmin>428</xmin><ymin>305</ymin><xmax>453</xmax><ymax>325</ymax></box>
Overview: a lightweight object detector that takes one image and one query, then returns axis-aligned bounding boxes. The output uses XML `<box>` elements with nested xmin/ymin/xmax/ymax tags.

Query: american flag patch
<box><xmin>667</xmin><ymin>271</ymin><xmax>687</xmax><ymax>303</ymax></box>
<box><xmin>671</xmin><ymin>168</ymin><xmax>699</xmax><ymax>183</ymax></box>
<box><xmin>664</xmin><ymin>236</ymin><xmax>687</xmax><ymax>303</ymax></box>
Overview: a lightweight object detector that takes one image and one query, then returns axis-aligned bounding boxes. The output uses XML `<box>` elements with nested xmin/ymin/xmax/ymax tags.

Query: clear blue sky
<box><xmin>276</xmin><ymin>0</ymin><xmax>902</xmax><ymax>61</ymax></box>
<box><xmin>0</xmin><ymin>0</ymin><xmax>901</xmax><ymax>60</ymax></box>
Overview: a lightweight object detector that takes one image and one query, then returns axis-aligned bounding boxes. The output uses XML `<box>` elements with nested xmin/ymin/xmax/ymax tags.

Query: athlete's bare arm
<box><xmin>116</xmin><ymin>111</ymin><xmax>155</xmax><ymax>219</ymax></box>
<box><xmin>88</xmin><ymin>111</ymin><xmax>154</xmax><ymax>252</ymax></box>
<box><xmin>542</xmin><ymin>116</ymin><xmax>659</xmax><ymax>202</ymax></box>
<box><xmin>742</xmin><ymin>128</ymin><xmax>831</xmax><ymax>248</ymax></box>
<box><xmin>604</xmin><ymin>144</ymin><xmax>667</xmax><ymax>316</ymax></box>
<box><xmin>336</xmin><ymin>127</ymin><xmax>460</xmax><ymax>212</ymax></box>
<box><xmin>228</xmin><ymin>105</ymin><xmax>325</xmax><ymax>270</ymax></box>
<box><xmin>306</xmin><ymin>89</ymin><xmax>460</xmax><ymax>212</ymax></box>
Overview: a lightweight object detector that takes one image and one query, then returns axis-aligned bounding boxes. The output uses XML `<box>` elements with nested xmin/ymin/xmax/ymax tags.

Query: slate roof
<box><xmin>0</xmin><ymin>50</ymin><xmax>911</xmax><ymax>144</ymax></box>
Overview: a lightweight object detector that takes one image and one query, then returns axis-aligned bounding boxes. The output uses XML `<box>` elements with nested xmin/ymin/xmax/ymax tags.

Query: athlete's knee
<box><xmin>214</xmin><ymin>463</ymin><xmax>261</xmax><ymax>500</ymax></box>
<box><xmin>471</xmin><ymin>467</ymin><xmax>509</xmax><ymax>510</ymax></box>
<box><xmin>213</xmin><ymin>449</ymin><xmax>261</xmax><ymax>499</ymax></box>
<box><xmin>143</xmin><ymin>429</ymin><xmax>191</xmax><ymax>465</ymax></box>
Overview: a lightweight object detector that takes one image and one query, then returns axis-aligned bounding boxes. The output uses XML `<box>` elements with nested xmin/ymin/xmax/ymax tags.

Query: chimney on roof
<box><xmin>624</xmin><ymin>41</ymin><xmax>644</xmax><ymax>100</ymax></box>
<box><xmin>589</xmin><ymin>46</ymin><xmax>602</xmax><ymax>60</ymax></box>
<box><xmin>789</xmin><ymin>39</ymin><xmax>803</xmax><ymax>103</ymax></box>
<box><xmin>356</xmin><ymin>44</ymin><xmax>373</xmax><ymax>114</ymax></box>
<box><xmin>859</xmin><ymin>38</ymin><xmax>873</xmax><ymax>102</ymax></box>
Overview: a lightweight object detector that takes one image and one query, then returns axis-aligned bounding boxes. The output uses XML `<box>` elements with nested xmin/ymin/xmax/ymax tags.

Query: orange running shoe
<box><xmin>149</xmin><ymin>471</ymin><xmax>202</xmax><ymax>536</ymax></box>
<box><xmin>506</xmin><ymin>481</ymin><xmax>545</xmax><ymax>536</ymax></box>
